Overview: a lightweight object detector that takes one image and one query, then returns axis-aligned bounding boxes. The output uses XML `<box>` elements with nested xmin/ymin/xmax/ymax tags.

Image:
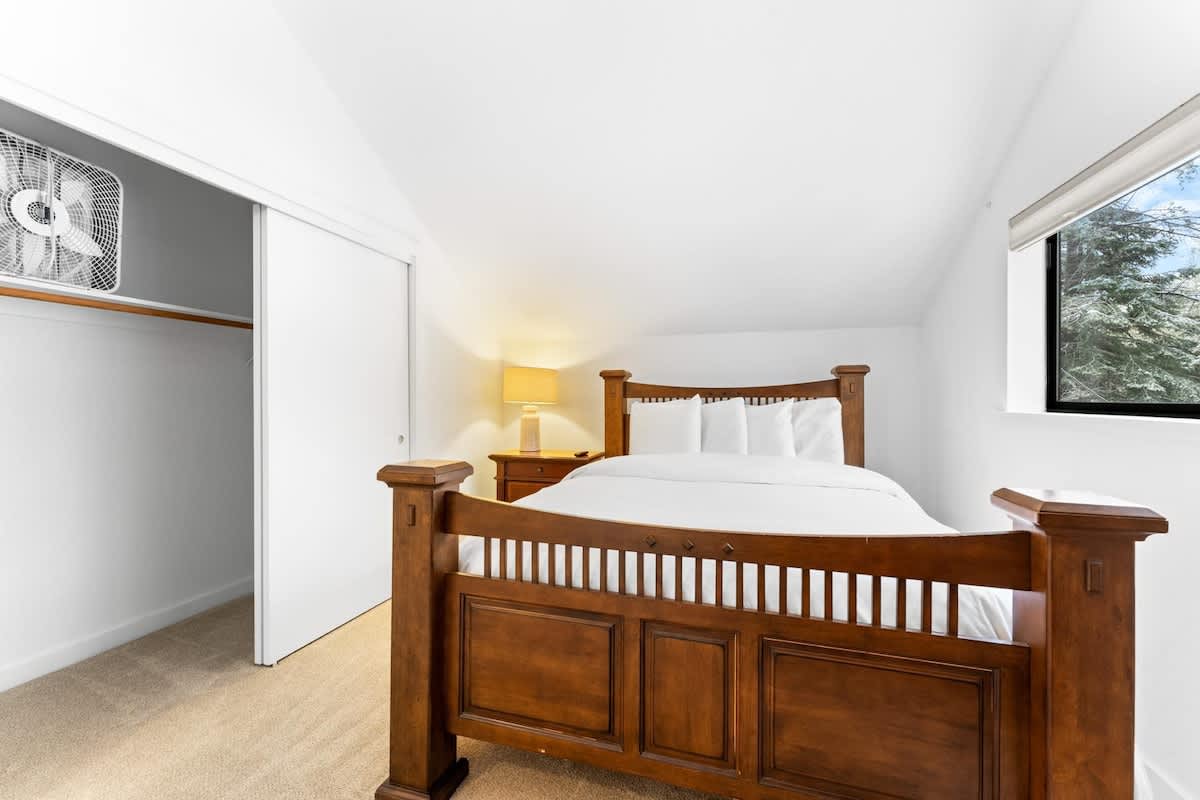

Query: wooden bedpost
<box><xmin>991</xmin><ymin>488</ymin><xmax>1167</xmax><ymax>800</ymax></box>
<box><xmin>831</xmin><ymin>365</ymin><xmax>869</xmax><ymax>467</ymax></box>
<box><xmin>376</xmin><ymin>459</ymin><xmax>474</xmax><ymax>800</ymax></box>
<box><xmin>600</xmin><ymin>369</ymin><xmax>631</xmax><ymax>457</ymax></box>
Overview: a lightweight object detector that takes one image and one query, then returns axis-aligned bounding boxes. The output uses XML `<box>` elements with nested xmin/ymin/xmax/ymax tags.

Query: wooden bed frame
<box><xmin>374</xmin><ymin>365</ymin><xmax>1167</xmax><ymax>800</ymax></box>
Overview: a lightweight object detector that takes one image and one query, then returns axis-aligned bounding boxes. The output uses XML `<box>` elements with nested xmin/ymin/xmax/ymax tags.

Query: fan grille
<box><xmin>0</xmin><ymin>127</ymin><xmax>123</xmax><ymax>292</ymax></box>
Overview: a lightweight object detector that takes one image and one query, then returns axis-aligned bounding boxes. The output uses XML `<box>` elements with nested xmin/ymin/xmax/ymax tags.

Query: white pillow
<box><xmin>792</xmin><ymin>397</ymin><xmax>845</xmax><ymax>463</ymax></box>
<box><xmin>745</xmin><ymin>399</ymin><xmax>796</xmax><ymax>456</ymax></box>
<box><xmin>629</xmin><ymin>395</ymin><xmax>702</xmax><ymax>455</ymax></box>
<box><xmin>700</xmin><ymin>397</ymin><xmax>748</xmax><ymax>454</ymax></box>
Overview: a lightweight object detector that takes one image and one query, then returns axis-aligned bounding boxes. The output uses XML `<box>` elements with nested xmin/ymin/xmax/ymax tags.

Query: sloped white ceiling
<box><xmin>279</xmin><ymin>0</ymin><xmax>1081</xmax><ymax>338</ymax></box>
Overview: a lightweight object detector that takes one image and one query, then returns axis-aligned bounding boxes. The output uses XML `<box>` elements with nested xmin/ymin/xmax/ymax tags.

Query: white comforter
<box><xmin>459</xmin><ymin>454</ymin><xmax>1013</xmax><ymax>641</ymax></box>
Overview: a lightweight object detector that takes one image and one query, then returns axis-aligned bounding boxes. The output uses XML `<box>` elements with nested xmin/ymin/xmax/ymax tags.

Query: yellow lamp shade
<box><xmin>502</xmin><ymin>366</ymin><xmax>558</xmax><ymax>405</ymax></box>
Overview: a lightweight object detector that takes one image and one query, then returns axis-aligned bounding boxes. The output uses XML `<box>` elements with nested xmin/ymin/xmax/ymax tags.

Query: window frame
<box><xmin>1045</xmin><ymin>232</ymin><xmax>1200</xmax><ymax>419</ymax></box>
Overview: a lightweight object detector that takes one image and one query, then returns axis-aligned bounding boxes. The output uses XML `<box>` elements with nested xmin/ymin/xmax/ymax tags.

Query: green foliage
<box><xmin>1057</xmin><ymin>166</ymin><xmax>1200</xmax><ymax>404</ymax></box>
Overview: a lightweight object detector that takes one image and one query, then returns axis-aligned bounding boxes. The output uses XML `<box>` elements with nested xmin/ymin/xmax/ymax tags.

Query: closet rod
<box><xmin>0</xmin><ymin>284</ymin><xmax>253</xmax><ymax>330</ymax></box>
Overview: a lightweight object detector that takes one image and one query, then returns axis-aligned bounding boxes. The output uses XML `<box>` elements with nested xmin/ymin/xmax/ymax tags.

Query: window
<box><xmin>1046</xmin><ymin>156</ymin><xmax>1200</xmax><ymax>418</ymax></box>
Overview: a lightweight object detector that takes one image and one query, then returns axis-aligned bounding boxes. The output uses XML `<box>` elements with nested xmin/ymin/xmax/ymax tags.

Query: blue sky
<box><xmin>1115</xmin><ymin>155</ymin><xmax>1200</xmax><ymax>273</ymax></box>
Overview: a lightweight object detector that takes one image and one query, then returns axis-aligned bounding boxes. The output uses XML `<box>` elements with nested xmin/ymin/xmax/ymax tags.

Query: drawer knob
<box><xmin>536</xmin><ymin>466</ymin><xmax>544</xmax><ymax>473</ymax></box>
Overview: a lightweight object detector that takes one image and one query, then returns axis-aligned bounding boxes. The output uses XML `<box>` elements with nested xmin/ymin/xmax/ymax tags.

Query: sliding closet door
<box><xmin>254</xmin><ymin>207</ymin><xmax>409</xmax><ymax>665</ymax></box>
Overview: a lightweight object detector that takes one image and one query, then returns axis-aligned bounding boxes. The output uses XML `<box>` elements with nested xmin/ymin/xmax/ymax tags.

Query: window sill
<box><xmin>1003</xmin><ymin>409</ymin><xmax>1200</xmax><ymax>426</ymax></box>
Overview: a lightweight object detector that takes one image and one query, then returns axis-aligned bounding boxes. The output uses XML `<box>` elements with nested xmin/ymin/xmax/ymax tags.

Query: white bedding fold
<box><xmin>458</xmin><ymin>454</ymin><xmax>1013</xmax><ymax>641</ymax></box>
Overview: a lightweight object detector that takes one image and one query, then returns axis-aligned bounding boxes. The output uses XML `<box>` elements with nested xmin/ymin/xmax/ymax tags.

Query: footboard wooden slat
<box><xmin>921</xmin><ymin>580</ymin><xmax>933</xmax><ymax>632</ymax></box>
<box><xmin>848</xmin><ymin>572</ymin><xmax>857</xmax><ymax>624</ymax></box>
<box><xmin>949</xmin><ymin>583</ymin><xmax>960</xmax><ymax>637</ymax></box>
<box><xmin>871</xmin><ymin>575</ymin><xmax>882</xmax><ymax>627</ymax></box>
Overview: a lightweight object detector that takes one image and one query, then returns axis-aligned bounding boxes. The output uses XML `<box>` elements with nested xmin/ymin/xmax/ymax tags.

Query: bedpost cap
<box><xmin>600</xmin><ymin>369</ymin><xmax>632</xmax><ymax>379</ymax></box>
<box><xmin>991</xmin><ymin>488</ymin><xmax>1167</xmax><ymax>537</ymax></box>
<box><xmin>377</xmin><ymin>460</ymin><xmax>474</xmax><ymax>488</ymax></box>
<box><xmin>832</xmin><ymin>364</ymin><xmax>871</xmax><ymax>376</ymax></box>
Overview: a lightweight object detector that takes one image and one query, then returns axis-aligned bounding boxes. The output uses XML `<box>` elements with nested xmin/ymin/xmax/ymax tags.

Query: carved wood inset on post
<box><xmin>376</xmin><ymin>459</ymin><xmax>474</xmax><ymax>800</ymax></box>
<box><xmin>991</xmin><ymin>488</ymin><xmax>1167</xmax><ymax>800</ymax></box>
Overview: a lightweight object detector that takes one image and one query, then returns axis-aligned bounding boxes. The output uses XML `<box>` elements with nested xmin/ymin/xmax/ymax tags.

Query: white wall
<box><xmin>0</xmin><ymin>0</ymin><xmax>412</xmax><ymax>250</ymax></box>
<box><xmin>411</xmin><ymin>238</ymin><xmax>501</xmax><ymax>496</ymax></box>
<box><xmin>920</xmin><ymin>1</ymin><xmax>1200</xmax><ymax>795</ymax></box>
<box><xmin>502</xmin><ymin>326</ymin><xmax>927</xmax><ymax>504</ymax></box>
<box><xmin>0</xmin><ymin>301</ymin><xmax>252</xmax><ymax>691</ymax></box>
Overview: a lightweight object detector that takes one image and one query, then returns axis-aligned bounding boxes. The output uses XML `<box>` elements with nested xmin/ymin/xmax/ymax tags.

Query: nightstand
<box><xmin>489</xmin><ymin>450</ymin><xmax>603</xmax><ymax>502</ymax></box>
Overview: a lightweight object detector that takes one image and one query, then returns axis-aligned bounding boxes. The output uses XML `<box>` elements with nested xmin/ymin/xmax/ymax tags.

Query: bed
<box><xmin>374</xmin><ymin>366</ymin><xmax>1167</xmax><ymax>800</ymax></box>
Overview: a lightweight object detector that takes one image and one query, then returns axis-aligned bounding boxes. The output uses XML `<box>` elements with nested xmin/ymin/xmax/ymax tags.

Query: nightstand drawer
<box><xmin>506</xmin><ymin>460</ymin><xmax>578</xmax><ymax>481</ymax></box>
<box><xmin>505</xmin><ymin>481</ymin><xmax>548</xmax><ymax>502</ymax></box>
<box><xmin>490</xmin><ymin>450</ymin><xmax>602</xmax><ymax>502</ymax></box>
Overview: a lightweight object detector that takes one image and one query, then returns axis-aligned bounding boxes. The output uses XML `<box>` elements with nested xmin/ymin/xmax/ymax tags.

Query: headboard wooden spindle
<box><xmin>600</xmin><ymin>365</ymin><xmax>870</xmax><ymax>466</ymax></box>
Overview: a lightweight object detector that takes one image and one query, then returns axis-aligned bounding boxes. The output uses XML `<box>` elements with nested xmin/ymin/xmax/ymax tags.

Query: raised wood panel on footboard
<box><xmin>761</xmin><ymin>640</ymin><xmax>997</xmax><ymax>800</ymax></box>
<box><xmin>458</xmin><ymin>597</ymin><xmax>621</xmax><ymax>747</ymax></box>
<box><xmin>643</xmin><ymin>623</ymin><xmax>737</xmax><ymax>773</ymax></box>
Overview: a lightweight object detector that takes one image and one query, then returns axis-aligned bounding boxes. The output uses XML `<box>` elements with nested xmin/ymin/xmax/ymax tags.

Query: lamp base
<box><xmin>519</xmin><ymin>405</ymin><xmax>541</xmax><ymax>452</ymax></box>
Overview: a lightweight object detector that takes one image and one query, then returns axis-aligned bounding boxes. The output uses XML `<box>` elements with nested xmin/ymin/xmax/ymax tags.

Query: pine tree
<box><xmin>1057</xmin><ymin>163</ymin><xmax>1200</xmax><ymax>403</ymax></box>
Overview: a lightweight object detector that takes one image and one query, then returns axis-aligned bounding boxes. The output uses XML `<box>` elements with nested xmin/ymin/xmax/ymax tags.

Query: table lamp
<box><xmin>503</xmin><ymin>366</ymin><xmax>558</xmax><ymax>452</ymax></box>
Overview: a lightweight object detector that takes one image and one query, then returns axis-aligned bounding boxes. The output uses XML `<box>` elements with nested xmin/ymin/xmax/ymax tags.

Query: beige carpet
<box><xmin>0</xmin><ymin>598</ymin><xmax>716</xmax><ymax>800</ymax></box>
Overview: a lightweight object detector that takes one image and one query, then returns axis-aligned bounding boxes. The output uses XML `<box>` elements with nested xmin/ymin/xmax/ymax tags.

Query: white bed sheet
<box><xmin>458</xmin><ymin>454</ymin><xmax>1013</xmax><ymax>641</ymax></box>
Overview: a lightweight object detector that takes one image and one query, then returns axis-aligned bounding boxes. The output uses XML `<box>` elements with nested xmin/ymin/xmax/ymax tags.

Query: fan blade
<box><xmin>21</xmin><ymin>232</ymin><xmax>47</xmax><ymax>275</ymax></box>
<box><xmin>58</xmin><ymin>227</ymin><xmax>104</xmax><ymax>257</ymax></box>
<box><xmin>22</xmin><ymin>151</ymin><xmax>43</xmax><ymax>188</ymax></box>
<box><xmin>59</xmin><ymin>179</ymin><xmax>88</xmax><ymax>205</ymax></box>
<box><xmin>0</xmin><ymin>225</ymin><xmax>17</xmax><ymax>271</ymax></box>
<box><xmin>56</xmin><ymin>253</ymin><xmax>87</xmax><ymax>282</ymax></box>
<box><xmin>0</xmin><ymin>154</ymin><xmax>11</xmax><ymax>192</ymax></box>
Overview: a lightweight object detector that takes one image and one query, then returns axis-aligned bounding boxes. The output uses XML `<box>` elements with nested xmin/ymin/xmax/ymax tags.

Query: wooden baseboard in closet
<box><xmin>0</xmin><ymin>284</ymin><xmax>253</xmax><ymax>329</ymax></box>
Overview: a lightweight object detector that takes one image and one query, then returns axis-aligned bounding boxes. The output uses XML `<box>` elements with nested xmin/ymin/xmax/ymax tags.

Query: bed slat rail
<box><xmin>624</xmin><ymin>379</ymin><xmax>841</xmax><ymax>400</ymax></box>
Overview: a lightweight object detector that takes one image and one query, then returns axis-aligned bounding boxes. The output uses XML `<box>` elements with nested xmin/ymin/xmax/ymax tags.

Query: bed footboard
<box><xmin>376</xmin><ymin>463</ymin><xmax>1165</xmax><ymax>800</ymax></box>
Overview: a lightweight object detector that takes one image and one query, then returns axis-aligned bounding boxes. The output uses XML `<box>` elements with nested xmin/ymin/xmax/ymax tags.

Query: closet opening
<box><xmin>0</xmin><ymin>96</ymin><xmax>255</xmax><ymax>692</ymax></box>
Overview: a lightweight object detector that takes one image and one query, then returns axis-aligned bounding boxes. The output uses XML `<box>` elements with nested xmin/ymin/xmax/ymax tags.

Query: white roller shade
<box><xmin>1009</xmin><ymin>93</ymin><xmax>1200</xmax><ymax>251</ymax></box>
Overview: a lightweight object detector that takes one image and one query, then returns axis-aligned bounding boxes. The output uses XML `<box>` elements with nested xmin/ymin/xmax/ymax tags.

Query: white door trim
<box><xmin>252</xmin><ymin>204</ymin><xmax>270</xmax><ymax>664</ymax></box>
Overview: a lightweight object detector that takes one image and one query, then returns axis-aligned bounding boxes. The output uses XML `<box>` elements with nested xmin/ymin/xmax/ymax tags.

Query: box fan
<box><xmin>0</xmin><ymin>127</ymin><xmax>122</xmax><ymax>292</ymax></box>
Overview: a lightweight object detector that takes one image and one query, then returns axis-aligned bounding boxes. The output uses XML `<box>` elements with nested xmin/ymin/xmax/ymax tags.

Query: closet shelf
<box><xmin>0</xmin><ymin>282</ymin><xmax>253</xmax><ymax>330</ymax></box>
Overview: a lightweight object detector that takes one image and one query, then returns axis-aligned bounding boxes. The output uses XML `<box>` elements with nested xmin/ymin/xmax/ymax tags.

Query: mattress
<box><xmin>458</xmin><ymin>453</ymin><xmax>1012</xmax><ymax>641</ymax></box>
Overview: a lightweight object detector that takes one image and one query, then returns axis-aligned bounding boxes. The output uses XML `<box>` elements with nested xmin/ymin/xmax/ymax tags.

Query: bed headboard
<box><xmin>600</xmin><ymin>365</ymin><xmax>870</xmax><ymax>466</ymax></box>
